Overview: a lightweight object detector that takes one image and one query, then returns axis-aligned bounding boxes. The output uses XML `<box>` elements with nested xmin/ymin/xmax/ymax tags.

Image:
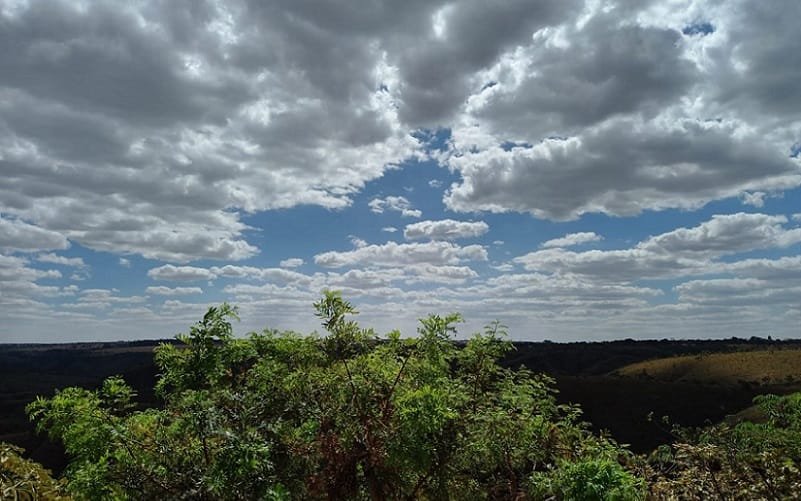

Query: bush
<box><xmin>647</xmin><ymin>392</ymin><xmax>801</xmax><ymax>499</ymax></box>
<box><xmin>1</xmin><ymin>442</ymin><xmax>69</xmax><ymax>500</ymax></box>
<box><xmin>530</xmin><ymin>457</ymin><xmax>644</xmax><ymax>501</ymax></box>
<box><xmin>27</xmin><ymin>292</ymin><xmax>639</xmax><ymax>500</ymax></box>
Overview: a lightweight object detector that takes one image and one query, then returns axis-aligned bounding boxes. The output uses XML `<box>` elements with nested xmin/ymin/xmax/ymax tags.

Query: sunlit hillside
<box><xmin>615</xmin><ymin>349</ymin><xmax>801</xmax><ymax>385</ymax></box>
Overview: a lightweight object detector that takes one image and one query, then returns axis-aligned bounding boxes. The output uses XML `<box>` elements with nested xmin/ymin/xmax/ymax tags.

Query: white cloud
<box><xmin>147</xmin><ymin>265</ymin><xmax>216</xmax><ymax>282</ymax></box>
<box><xmin>1</xmin><ymin>0</ymin><xmax>800</xmax><ymax>267</ymax></box>
<box><xmin>445</xmin><ymin>120</ymin><xmax>801</xmax><ymax>220</ymax></box>
<box><xmin>119</xmin><ymin>258</ymin><xmax>131</xmax><ymax>268</ymax></box>
<box><xmin>78</xmin><ymin>289</ymin><xmax>146</xmax><ymax>306</ymax></box>
<box><xmin>350</xmin><ymin>236</ymin><xmax>368</xmax><ymax>248</ymax></box>
<box><xmin>0</xmin><ymin>215</ymin><xmax>69</xmax><ymax>253</ymax></box>
<box><xmin>145</xmin><ymin>286</ymin><xmax>203</xmax><ymax>296</ymax></box>
<box><xmin>516</xmin><ymin>213</ymin><xmax>801</xmax><ymax>281</ymax></box>
<box><xmin>314</xmin><ymin>240</ymin><xmax>488</xmax><ymax>268</ymax></box>
<box><xmin>491</xmin><ymin>262</ymin><xmax>514</xmax><ymax>272</ymax></box>
<box><xmin>541</xmin><ymin>232</ymin><xmax>602</xmax><ymax>248</ymax></box>
<box><xmin>279</xmin><ymin>258</ymin><xmax>304</xmax><ymax>268</ymax></box>
<box><xmin>741</xmin><ymin>191</ymin><xmax>766</xmax><ymax>208</ymax></box>
<box><xmin>210</xmin><ymin>266</ymin><xmax>313</xmax><ymax>285</ymax></box>
<box><xmin>0</xmin><ymin>254</ymin><xmax>62</xmax><ymax>304</ymax></box>
<box><xmin>404</xmin><ymin>264</ymin><xmax>478</xmax><ymax>283</ymax></box>
<box><xmin>368</xmin><ymin>196</ymin><xmax>422</xmax><ymax>217</ymax></box>
<box><xmin>4</xmin><ymin>0</ymin><xmax>801</xmax><ymax>342</ymax></box>
<box><xmin>638</xmin><ymin>213</ymin><xmax>801</xmax><ymax>256</ymax></box>
<box><xmin>403</xmin><ymin>219</ymin><xmax>489</xmax><ymax>241</ymax></box>
<box><xmin>0</xmin><ymin>1</ymin><xmax>423</xmax><ymax>262</ymax></box>
<box><xmin>37</xmin><ymin>253</ymin><xmax>86</xmax><ymax>267</ymax></box>
<box><xmin>441</xmin><ymin>1</ymin><xmax>801</xmax><ymax>219</ymax></box>
<box><xmin>381</xmin><ymin>226</ymin><xmax>398</xmax><ymax>233</ymax></box>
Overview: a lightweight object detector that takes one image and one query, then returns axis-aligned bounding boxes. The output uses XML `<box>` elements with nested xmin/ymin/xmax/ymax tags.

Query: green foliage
<box><xmin>1</xmin><ymin>442</ymin><xmax>70</xmax><ymax>500</ymax></box>
<box><xmin>27</xmin><ymin>294</ymin><xmax>641</xmax><ymax>500</ymax></box>
<box><xmin>20</xmin><ymin>294</ymin><xmax>801</xmax><ymax>498</ymax></box>
<box><xmin>530</xmin><ymin>458</ymin><xmax>644</xmax><ymax>501</ymax></box>
<box><xmin>647</xmin><ymin>391</ymin><xmax>801</xmax><ymax>499</ymax></box>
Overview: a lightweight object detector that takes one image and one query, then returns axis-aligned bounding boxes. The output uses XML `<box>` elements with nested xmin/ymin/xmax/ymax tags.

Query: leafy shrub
<box><xmin>647</xmin><ymin>392</ymin><xmax>801</xmax><ymax>499</ymax></box>
<box><xmin>530</xmin><ymin>457</ymin><xmax>644</xmax><ymax>501</ymax></box>
<box><xmin>27</xmin><ymin>292</ymin><xmax>639</xmax><ymax>500</ymax></box>
<box><xmin>1</xmin><ymin>442</ymin><xmax>69</xmax><ymax>500</ymax></box>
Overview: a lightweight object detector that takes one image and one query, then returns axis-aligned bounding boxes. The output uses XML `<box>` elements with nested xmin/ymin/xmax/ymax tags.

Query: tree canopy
<box><xmin>9</xmin><ymin>291</ymin><xmax>801</xmax><ymax>500</ymax></box>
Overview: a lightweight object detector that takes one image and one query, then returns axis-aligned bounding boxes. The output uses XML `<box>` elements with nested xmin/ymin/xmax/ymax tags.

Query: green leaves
<box><xmin>26</xmin><ymin>293</ymin><xmax>643</xmax><ymax>500</ymax></box>
<box><xmin>1</xmin><ymin>443</ymin><xmax>70</xmax><ymax>500</ymax></box>
<box><xmin>155</xmin><ymin>302</ymin><xmax>240</xmax><ymax>397</ymax></box>
<box><xmin>647</xmin><ymin>392</ymin><xmax>801</xmax><ymax>498</ymax></box>
<box><xmin>531</xmin><ymin>458</ymin><xmax>645</xmax><ymax>501</ymax></box>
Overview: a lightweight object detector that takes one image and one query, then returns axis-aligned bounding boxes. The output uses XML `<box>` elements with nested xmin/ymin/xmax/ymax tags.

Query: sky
<box><xmin>1</xmin><ymin>0</ymin><xmax>801</xmax><ymax>343</ymax></box>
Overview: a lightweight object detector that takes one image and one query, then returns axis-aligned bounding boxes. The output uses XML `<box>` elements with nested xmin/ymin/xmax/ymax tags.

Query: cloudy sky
<box><xmin>2</xmin><ymin>0</ymin><xmax>801</xmax><ymax>342</ymax></box>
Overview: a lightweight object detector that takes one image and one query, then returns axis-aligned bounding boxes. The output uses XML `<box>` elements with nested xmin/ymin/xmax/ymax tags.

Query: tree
<box><xmin>28</xmin><ymin>292</ymin><xmax>643</xmax><ymax>500</ymax></box>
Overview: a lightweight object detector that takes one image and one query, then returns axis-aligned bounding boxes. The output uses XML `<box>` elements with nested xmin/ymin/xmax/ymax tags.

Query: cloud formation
<box><xmin>443</xmin><ymin>1</ymin><xmax>801</xmax><ymax>219</ymax></box>
<box><xmin>541</xmin><ymin>232</ymin><xmax>602</xmax><ymax>249</ymax></box>
<box><xmin>314</xmin><ymin>241</ymin><xmax>488</xmax><ymax>268</ymax></box>
<box><xmin>368</xmin><ymin>196</ymin><xmax>422</xmax><ymax>218</ymax></box>
<box><xmin>2</xmin><ymin>0</ymin><xmax>801</xmax><ymax>343</ymax></box>
<box><xmin>2</xmin><ymin>0</ymin><xmax>801</xmax><ymax>264</ymax></box>
<box><xmin>145</xmin><ymin>286</ymin><xmax>203</xmax><ymax>296</ymax></box>
<box><xmin>403</xmin><ymin>219</ymin><xmax>489</xmax><ymax>241</ymax></box>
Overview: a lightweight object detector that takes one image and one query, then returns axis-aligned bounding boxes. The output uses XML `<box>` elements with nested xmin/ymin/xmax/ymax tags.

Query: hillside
<box><xmin>614</xmin><ymin>348</ymin><xmax>801</xmax><ymax>385</ymax></box>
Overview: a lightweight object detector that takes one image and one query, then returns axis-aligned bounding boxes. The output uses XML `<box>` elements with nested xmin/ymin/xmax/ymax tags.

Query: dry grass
<box><xmin>614</xmin><ymin>348</ymin><xmax>801</xmax><ymax>385</ymax></box>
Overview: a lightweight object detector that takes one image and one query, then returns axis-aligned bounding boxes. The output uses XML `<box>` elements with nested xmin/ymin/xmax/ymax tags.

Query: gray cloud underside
<box><xmin>445</xmin><ymin>0</ymin><xmax>801</xmax><ymax>219</ymax></box>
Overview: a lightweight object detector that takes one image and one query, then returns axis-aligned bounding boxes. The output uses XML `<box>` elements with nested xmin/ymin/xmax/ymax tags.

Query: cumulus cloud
<box><xmin>638</xmin><ymin>213</ymin><xmax>801</xmax><ymax>256</ymax></box>
<box><xmin>0</xmin><ymin>0</ymin><xmax>422</xmax><ymax>262</ymax></box>
<box><xmin>314</xmin><ymin>241</ymin><xmax>487</xmax><ymax>268</ymax></box>
<box><xmin>541</xmin><ymin>232</ymin><xmax>602</xmax><ymax>248</ymax></box>
<box><xmin>147</xmin><ymin>264</ymin><xmax>216</xmax><ymax>282</ymax></box>
<box><xmin>0</xmin><ymin>254</ymin><xmax>62</xmax><ymax>303</ymax></box>
<box><xmin>368</xmin><ymin>196</ymin><xmax>422</xmax><ymax>218</ymax></box>
<box><xmin>446</xmin><ymin>119</ymin><xmax>801</xmax><ymax>220</ymax></box>
<box><xmin>443</xmin><ymin>1</ymin><xmax>801</xmax><ymax>219</ymax></box>
<box><xmin>403</xmin><ymin>219</ymin><xmax>489</xmax><ymax>240</ymax></box>
<box><xmin>279</xmin><ymin>258</ymin><xmax>304</xmax><ymax>268</ymax></box>
<box><xmin>37</xmin><ymin>253</ymin><xmax>86</xmax><ymax>267</ymax></box>
<box><xmin>5</xmin><ymin>0</ymin><xmax>801</xmax><ymax>342</ymax></box>
<box><xmin>741</xmin><ymin>192</ymin><xmax>766</xmax><ymax>208</ymax></box>
<box><xmin>516</xmin><ymin>213</ymin><xmax>801</xmax><ymax>281</ymax></box>
<box><xmin>3</xmin><ymin>0</ymin><xmax>801</xmax><ymax>266</ymax></box>
<box><xmin>147</xmin><ymin>263</ymin><xmax>313</xmax><ymax>286</ymax></box>
<box><xmin>210</xmin><ymin>265</ymin><xmax>312</xmax><ymax>285</ymax></box>
<box><xmin>145</xmin><ymin>286</ymin><xmax>203</xmax><ymax>296</ymax></box>
<box><xmin>78</xmin><ymin>289</ymin><xmax>146</xmax><ymax>307</ymax></box>
<box><xmin>0</xmin><ymin>216</ymin><xmax>69</xmax><ymax>253</ymax></box>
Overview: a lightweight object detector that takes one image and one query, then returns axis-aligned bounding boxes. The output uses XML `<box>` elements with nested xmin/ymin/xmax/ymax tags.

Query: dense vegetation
<box><xmin>2</xmin><ymin>292</ymin><xmax>801</xmax><ymax>499</ymax></box>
